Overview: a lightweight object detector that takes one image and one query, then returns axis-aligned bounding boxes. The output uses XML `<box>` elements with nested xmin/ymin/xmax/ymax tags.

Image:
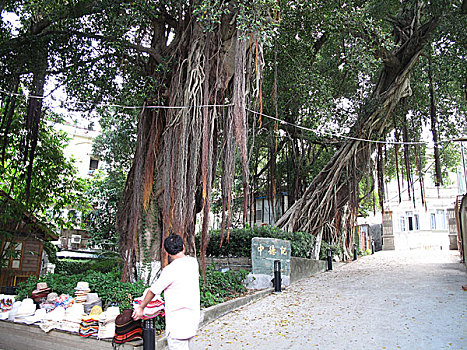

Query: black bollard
<box><xmin>273</xmin><ymin>260</ymin><xmax>282</xmax><ymax>293</ymax></box>
<box><xmin>371</xmin><ymin>240</ymin><xmax>375</xmax><ymax>255</ymax></box>
<box><xmin>353</xmin><ymin>244</ymin><xmax>358</xmax><ymax>261</ymax></box>
<box><xmin>327</xmin><ymin>248</ymin><xmax>333</xmax><ymax>271</ymax></box>
<box><xmin>142</xmin><ymin>318</ymin><xmax>156</xmax><ymax>350</ymax></box>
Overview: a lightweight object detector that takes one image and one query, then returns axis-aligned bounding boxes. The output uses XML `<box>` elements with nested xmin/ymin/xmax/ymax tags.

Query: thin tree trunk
<box><xmin>428</xmin><ymin>52</ymin><xmax>443</xmax><ymax>186</ymax></box>
<box><xmin>24</xmin><ymin>43</ymin><xmax>48</xmax><ymax>204</ymax></box>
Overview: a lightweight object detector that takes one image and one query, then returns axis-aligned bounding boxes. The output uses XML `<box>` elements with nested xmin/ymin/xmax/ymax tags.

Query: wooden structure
<box><xmin>0</xmin><ymin>191</ymin><xmax>57</xmax><ymax>288</ymax></box>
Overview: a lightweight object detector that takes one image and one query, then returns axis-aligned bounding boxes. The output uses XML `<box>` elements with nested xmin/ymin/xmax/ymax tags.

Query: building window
<box><xmin>402</xmin><ymin>212</ymin><xmax>419</xmax><ymax>231</ymax></box>
<box><xmin>414</xmin><ymin>214</ymin><xmax>420</xmax><ymax>230</ymax></box>
<box><xmin>89</xmin><ymin>158</ymin><xmax>99</xmax><ymax>170</ymax></box>
<box><xmin>88</xmin><ymin>158</ymin><xmax>99</xmax><ymax>176</ymax></box>
<box><xmin>406</xmin><ymin>212</ymin><xmax>414</xmax><ymax>231</ymax></box>
<box><xmin>436</xmin><ymin>209</ymin><xmax>446</xmax><ymax>230</ymax></box>
<box><xmin>1</xmin><ymin>241</ymin><xmax>24</xmax><ymax>269</ymax></box>
<box><xmin>255</xmin><ymin>209</ymin><xmax>263</xmax><ymax>223</ymax></box>
<box><xmin>430</xmin><ymin>213</ymin><xmax>436</xmax><ymax>230</ymax></box>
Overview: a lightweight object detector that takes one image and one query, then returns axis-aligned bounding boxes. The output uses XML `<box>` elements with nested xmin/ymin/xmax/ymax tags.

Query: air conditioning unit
<box><xmin>71</xmin><ymin>235</ymin><xmax>82</xmax><ymax>244</ymax></box>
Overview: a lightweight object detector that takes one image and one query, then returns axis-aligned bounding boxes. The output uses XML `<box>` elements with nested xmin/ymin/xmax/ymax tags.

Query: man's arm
<box><xmin>132</xmin><ymin>288</ymin><xmax>156</xmax><ymax>320</ymax></box>
<box><xmin>132</xmin><ymin>266</ymin><xmax>173</xmax><ymax>320</ymax></box>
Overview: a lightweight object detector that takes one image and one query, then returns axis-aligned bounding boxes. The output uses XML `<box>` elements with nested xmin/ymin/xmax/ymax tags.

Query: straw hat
<box><xmin>32</xmin><ymin>282</ymin><xmax>51</xmax><ymax>294</ymax></box>
<box><xmin>75</xmin><ymin>282</ymin><xmax>90</xmax><ymax>291</ymax></box>
<box><xmin>59</xmin><ymin>320</ymin><xmax>81</xmax><ymax>333</ymax></box>
<box><xmin>134</xmin><ymin>289</ymin><xmax>165</xmax><ymax>320</ymax></box>
<box><xmin>47</xmin><ymin>292</ymin><xmax>58</xmax><ymax>303</ymax></box>
<box><xmin>86</xmin><ymin>305</ymin><xmax>103</xmax><ymax>320</ymax></box>
<box><xmin>8</xmin><ymin>301</ymin><xmax>21</xmax><ymax>321</ymax></box>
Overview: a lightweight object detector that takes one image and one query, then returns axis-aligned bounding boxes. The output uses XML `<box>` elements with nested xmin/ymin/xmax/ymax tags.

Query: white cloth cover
<box><xmin>22</xmin><ymin>308</ymin><xmax>47</xmax><ymax>324</ymax></box>
<box><xmin>64</xmin><ymin>303</ymin><xmax>84</xmax><ymax>323</ymax></box>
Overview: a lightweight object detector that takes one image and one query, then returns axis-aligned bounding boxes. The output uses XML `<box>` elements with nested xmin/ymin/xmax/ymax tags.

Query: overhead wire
<box><xmin>246</xmin><ymin>108</ymin><xmax>461</xmax><ymax>146</ymax></box>
<box><xmin>1</xmin><ymin>88</ymin><xmax>464</xmax><ymax>146</ymax></box>
<box><xmin>0</xmin><ymin>88</ymin><xmax>233</xmax><ymax>109</ymax></box>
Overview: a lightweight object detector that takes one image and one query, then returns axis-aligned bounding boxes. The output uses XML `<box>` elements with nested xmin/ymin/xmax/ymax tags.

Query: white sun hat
<box><xmin>15</xmin><ymin>298</ymin><xmax>36</xmax><ymax>319</ymax></box>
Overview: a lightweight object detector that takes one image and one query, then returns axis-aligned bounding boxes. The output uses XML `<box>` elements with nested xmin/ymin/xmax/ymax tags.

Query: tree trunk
<box><xmin>23</xmin><ymin>43</ymin><xmax>48</xmax><ymax>203</ymax></box>
<box><xmin>117</xmin><ymin>13</ymin><xmax>254</xmax><ymax>280</ymax></box>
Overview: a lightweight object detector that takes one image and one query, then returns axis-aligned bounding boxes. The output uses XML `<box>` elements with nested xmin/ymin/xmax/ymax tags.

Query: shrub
<box><xmin>17</xmin><ymin>264</ymin><xmax>249</xmax><ymax>311</ymax></box>
<box><xmin>319</xmin><ymin>241</ymin><xmax>343</xmax><ymax>260</ymax></box>
<box><xmin>200</xmin><ymin>265</ymin><xmax>249</xmax><ymax>308</ymax></box>
<box><xmin>55</xmin><ymin>256</ymin><xmax>122</xmax><ymax>275</ymax></box>
<box><xmin>197</xmin><ymin>225</ymin><xmax>315</xmax><ymax>258</ymax></box>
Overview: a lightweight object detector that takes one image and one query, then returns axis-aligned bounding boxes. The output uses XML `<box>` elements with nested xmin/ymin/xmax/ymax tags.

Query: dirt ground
<box><xmin>191</xmin><ymin>250</ymin><xmax>467</xmax><ymax>350</ymax></box>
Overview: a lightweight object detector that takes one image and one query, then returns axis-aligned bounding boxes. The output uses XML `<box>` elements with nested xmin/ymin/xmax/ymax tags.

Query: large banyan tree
<box><xmin>115</xmin><ymin>1</ymin><xmax>278</xmax><ymax>281</ymax></box>
<box><xmin>276</xmin><ymin>0</ymin><xmax>465</xmax><ymax>259</ymax></box>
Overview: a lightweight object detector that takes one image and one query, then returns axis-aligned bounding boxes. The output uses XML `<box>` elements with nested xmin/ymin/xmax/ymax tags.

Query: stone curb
<box><xmin>199</xmin><ymin>288</ymin><xmax>274</xmax><ymax>328</ymax></box>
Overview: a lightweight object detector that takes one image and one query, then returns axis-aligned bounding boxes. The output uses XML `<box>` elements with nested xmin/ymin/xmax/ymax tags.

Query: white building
<box><xmin>381</xmin><ymin>160</ymin><xmax>466</xmax><ymax>251</ymax></box>
<box><xmin>52</xmin><ymin>123</ymin><xmax>103</xmax><ymax>253</ymax></box>
<box><xmin>55</xmin><ymin>123</ymin><xmax>102</xmax><ymax>177</ymax></box>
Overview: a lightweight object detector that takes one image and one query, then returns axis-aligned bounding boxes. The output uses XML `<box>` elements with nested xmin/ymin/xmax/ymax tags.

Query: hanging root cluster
<box><xmin>276</xmin><ymin>6</ymin><xmax>439</xmax><ymax>259</ymax></box>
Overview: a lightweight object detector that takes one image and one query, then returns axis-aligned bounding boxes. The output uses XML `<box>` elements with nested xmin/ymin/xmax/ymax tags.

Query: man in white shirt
<box><xmin>132</xmin><ymin>234</ymin><xmax>200</xmax><ymax>350</ymax></box>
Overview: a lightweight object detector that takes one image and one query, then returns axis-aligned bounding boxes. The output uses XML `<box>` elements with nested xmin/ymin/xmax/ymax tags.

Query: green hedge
<box><xmin>55</xmin><ymin>256</ymin><xmax>122</xmax><ymax>275</ymax></box>
<box><xmin>16</xmin><ymin>265</ymin><xmax>249</xmax><ymax>311</ymax></box>
<box><xmin>197</xmin><ymin>225</ymin><xmax>315</xmax><ymax>258</ymax></box>
<box><xmin>319</xmin><ymin>240</ymin><xmax>343</xmax><ymax>260</ymax></box>
<box><xmin>16</xmin><ymin>269</ymin><xmax>147</xmax><ymax>310</ymax></box>
<box><xmin>200</xmin><ymin>265</ymin><xmax>249</xmax><ymax>308</ymax></box>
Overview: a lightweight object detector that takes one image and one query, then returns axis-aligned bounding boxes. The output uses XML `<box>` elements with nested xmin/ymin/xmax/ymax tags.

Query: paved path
<box><xmin>191</xmin><ymin>250</ymin><xmax>467</xmax><ymax>350</ymax></box>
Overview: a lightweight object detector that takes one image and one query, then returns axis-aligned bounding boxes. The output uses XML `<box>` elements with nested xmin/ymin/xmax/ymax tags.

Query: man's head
<box><xmin>164</xmin><ymin>234</ymin><xmax>185</xmax><ymax>256</ymax></box>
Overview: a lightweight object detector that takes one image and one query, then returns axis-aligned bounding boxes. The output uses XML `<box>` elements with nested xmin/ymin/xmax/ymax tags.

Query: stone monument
<box><xmin>246</xmin><ymin>237</ymin><xmax>291</xmax><ymax>289</ymax></box>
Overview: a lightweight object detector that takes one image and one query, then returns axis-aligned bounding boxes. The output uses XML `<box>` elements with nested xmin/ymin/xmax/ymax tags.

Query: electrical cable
<box><xmin>1</xmin><ymin>88</ymin><xmax>464</xmax><ymax>146</ymax></box>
